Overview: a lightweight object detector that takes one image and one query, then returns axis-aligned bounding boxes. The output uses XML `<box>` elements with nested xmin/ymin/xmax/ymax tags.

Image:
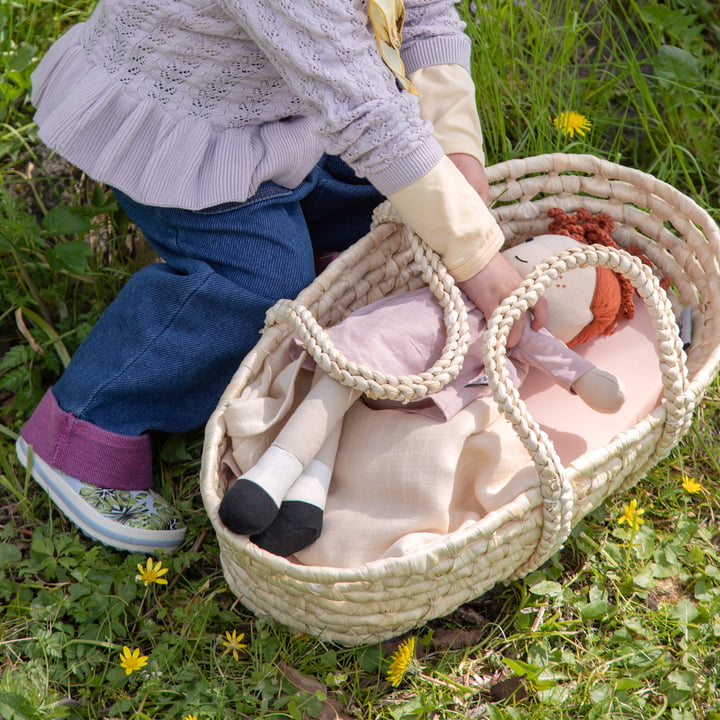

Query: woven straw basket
<box><xmin>200</xmin><ymin>153</ymin><xmax>720</xmax><ymax>645</ymax></box>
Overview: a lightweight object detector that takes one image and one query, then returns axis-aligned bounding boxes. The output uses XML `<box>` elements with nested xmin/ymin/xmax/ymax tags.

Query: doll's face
<box><xmin>501</xmin><ymin>234</ymin><xmax>596</xmax><ymax>344</ymax></box>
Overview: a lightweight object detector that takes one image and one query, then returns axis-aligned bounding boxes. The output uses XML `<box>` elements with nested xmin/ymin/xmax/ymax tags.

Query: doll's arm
<box><xmin>513</xmin><ymin>321</ymin><xmax>626</xmax><ymax>413</ymax></box>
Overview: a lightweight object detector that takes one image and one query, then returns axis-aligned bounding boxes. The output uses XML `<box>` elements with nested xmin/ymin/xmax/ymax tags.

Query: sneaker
<box><xmin>16</xmin><ymin>437</ymin><xmax>186</xmax><ymax>553</ymax></box>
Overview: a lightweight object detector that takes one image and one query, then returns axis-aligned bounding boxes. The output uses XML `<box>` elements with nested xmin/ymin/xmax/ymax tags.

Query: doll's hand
<box><xmin>448</xmin><ymin>153</ymin><xmax>489</xmax><ymax>204</ymax></box>
<box><xmin>572</xmin><ymin>368</ymin><xmax>626</xmax><ymax>413</ymax></box>
<box><xmin>459</xmin><ymin>253</ymin><xmax>548</xmax><ymax>348</ymax></box>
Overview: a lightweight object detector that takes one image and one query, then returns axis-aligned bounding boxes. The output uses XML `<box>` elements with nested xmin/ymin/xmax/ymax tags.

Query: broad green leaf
<box><xmin>670</xmin><ymin>598</ymin><xmax>700</xmax><ymax>624</ymax></box>
<box><xmin>160</xmin><ymin>434</ymin><xmax>193</xmax><ymax>462</ymax></box>
<box><xmin>0</xmin><ymin>544</ymin><xmax>22</xmax><ymax>563</ymax></box>
<box><xmin>42</xmin><ymin>204</ymin><xmax>92</xmax><ymax>235</ymax></box>
<box><xmin>654</xmin><ymin>45</ymin><xmax>703</xmax><ymax>85</ymax></box>
<box><xmin>7</xmin><ymin>44</ymin><xmax>38</xmax><ymax>72</ymax></box>
<box><xmin>503</xmin><ymin>657</ymin><xmax>541</xmax><ymax>679</ymax></box>
<box><xmin>660</xmin><ymin>669</ymin><xmax>696</xmax><ymax>706</ymax></box>
<box><xmin>580</xmin><ymin>600</ymin><xmax>615</xmax><ymax>621</ymax></box>
<box><xmin>0</xmin><ymin>691</ymin><xmax>35</xmax><ymax>720</ymax></box>
<box><xmin>45</xmin><ymin>240</ymin><xmax>93</xmax><ymax>274</ymax></box>
<box><xmin>589</xmin><ymin>683</ymin><xmax>613</xmax><ymax>704</ymax></box>
<box><xmin>616</xmin><ymin>678</ymin><xmax>645</xmax><ymax>691</ymax></box>
<box><xmin>529</xmin><ymin>579</ymin><xmax>563</xmax><ymax>597</ymax></box>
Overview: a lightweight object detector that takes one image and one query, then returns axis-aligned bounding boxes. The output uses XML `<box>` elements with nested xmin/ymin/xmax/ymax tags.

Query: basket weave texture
<box><xmin>200</xmin><ymin>153</ymin><xmax>720</xmax><ymax>645</ymax></box>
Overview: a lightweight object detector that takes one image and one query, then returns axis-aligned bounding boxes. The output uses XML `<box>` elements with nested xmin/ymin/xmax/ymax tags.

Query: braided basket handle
<box><xmin>263</xmin><ymin>203</ymin><xmax>471</xmax><ymax>402</ymax></box>
<box><xmin>484</xmin><ymin>244</ymin><xmax>692</xmax><ymax>573</ymax></box>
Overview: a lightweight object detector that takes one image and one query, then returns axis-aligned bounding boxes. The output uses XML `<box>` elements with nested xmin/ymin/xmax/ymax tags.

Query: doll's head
<box><xmin>501</xmin><ymin>209</ymin><xmax>636</xmax><ymax>347</ymax></box>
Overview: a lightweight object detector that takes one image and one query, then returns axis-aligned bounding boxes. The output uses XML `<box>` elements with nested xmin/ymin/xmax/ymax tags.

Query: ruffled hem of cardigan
<box><xmin>30</xmin><ymin>27</ymin><xmax>324</xmax><ymax>209</ymax></box>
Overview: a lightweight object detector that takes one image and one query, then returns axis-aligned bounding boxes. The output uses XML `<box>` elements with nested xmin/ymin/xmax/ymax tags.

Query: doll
<box><xmin>218</xmin><ymin>211</ymin><xmax>636</xmax><ymax>557</ymax></box>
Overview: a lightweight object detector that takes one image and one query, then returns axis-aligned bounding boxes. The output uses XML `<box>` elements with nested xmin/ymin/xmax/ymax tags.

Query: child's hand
<box><xmin>449</xmin><ymin>153</ymin><xmax>547</xmax><ymax>347</ymax></box>
<box><xmin>448</xmin><ymin>153</ymin><xmax>490</xmax><ymax>204</ymax></box>
<box><xmin>459</xmin><ymin>252</ymin><xmax>548</xmax><ymax>348</ymax></box>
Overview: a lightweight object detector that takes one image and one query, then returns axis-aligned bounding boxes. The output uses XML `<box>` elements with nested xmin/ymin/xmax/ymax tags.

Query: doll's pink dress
<box><xmin>302</xmin><ymin>287</ymin><xmax>596</xmax><ymax>421</ymax></box>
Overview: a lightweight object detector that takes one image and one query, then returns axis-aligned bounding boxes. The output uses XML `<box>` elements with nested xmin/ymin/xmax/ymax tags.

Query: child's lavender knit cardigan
<box><xmin>31</xmin><ymin>0</ymin><xmax>472</xmax><ymax>210</ymax></box>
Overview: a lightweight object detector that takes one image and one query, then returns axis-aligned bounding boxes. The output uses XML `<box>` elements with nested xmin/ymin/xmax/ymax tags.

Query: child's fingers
<box><xmin>530</xmin><ymin>296</ymin><xmax>549</xmax><ymax>331</ymax></box>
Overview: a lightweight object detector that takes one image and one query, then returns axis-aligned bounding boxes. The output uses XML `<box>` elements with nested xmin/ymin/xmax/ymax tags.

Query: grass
<box><xmin>1</xmin><ymin>0</ymin><xmax>719</xmax><ymax>717</ymax></box>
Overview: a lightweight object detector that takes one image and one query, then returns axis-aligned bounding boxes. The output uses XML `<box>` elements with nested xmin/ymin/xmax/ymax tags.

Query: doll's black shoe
<box><xmin>218</xmin><ymin>479</ymin><xmax>279</xmax><ymax>535</ymax></box>
<box><xmin>250</xmin><ymin>501</ymin><xmax>323</xmax><ymax>557</ymax></box>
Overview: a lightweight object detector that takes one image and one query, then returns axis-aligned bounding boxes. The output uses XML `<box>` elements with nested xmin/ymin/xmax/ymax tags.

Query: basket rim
<box><xmin>486</xmin><ymin>152</ymin><xmax>718</xmax><ymax>232</ymax></box>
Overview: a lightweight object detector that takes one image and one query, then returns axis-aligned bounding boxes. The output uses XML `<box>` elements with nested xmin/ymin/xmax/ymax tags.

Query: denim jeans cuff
<box><xmin>21</xmin><ymin>389</ymin><xmax>153</xmax><ymax>490</ymax></box>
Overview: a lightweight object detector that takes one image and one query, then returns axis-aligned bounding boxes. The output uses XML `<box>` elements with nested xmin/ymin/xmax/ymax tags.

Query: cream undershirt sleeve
<box><xmin>386</xmin><ymin>64</ymin><xmax>501</xmax><ymax>282</ymax></box>
<box><xmin>408</xmin><ymin>63</ymin><xmax>485</xmax><ymax>165</ymax></box>
<box><xmin>386</xmin><ymin>155</ymin><xmax>503</xmax><ymax>281</ymax></box>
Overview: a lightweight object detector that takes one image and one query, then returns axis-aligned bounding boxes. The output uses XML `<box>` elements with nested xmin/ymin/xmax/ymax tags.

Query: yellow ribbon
<box><xmin>368</xmin><ymin>0</ymin><xmax>419</xmax><ymax>95</ymax></box>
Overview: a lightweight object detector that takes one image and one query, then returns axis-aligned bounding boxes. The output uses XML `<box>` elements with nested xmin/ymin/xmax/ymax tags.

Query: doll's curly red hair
<box><xmin>546</xmin><ymin>208</ymin><xmax>643</xmax><ymax>347</ymax></box>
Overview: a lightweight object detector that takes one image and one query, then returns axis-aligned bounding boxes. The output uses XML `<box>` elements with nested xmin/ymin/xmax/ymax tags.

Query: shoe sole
<box><xmin>16</xmin><ymin>437</ymin><xmax>185</xmax><ymax>553</ymax></box>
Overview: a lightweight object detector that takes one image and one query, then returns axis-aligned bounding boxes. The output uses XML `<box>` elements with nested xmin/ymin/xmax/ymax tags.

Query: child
<box><xmin>17</xmin><ymin>0</ymin><xmax>541</xmax><ymax>553</ymax></box>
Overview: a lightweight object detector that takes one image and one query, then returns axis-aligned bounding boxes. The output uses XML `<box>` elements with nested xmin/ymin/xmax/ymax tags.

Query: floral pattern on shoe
<box><xmin>78</xmin><ymin>487</ymin><xmax>183</xmax><ymax>532</ymax></box>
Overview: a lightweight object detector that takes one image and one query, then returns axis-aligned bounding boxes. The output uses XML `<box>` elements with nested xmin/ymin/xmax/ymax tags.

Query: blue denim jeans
<box><xmin>52</xmin><ymin>156</ymin><xmax>382</xmax><ymax>436</ymax></box>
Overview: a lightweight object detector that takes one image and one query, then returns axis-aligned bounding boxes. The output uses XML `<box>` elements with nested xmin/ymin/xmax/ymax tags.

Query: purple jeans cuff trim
<box><xmin>21</xmin><ymin>388</ymin><xmax>152</xmax><ymax>490</ymax></box>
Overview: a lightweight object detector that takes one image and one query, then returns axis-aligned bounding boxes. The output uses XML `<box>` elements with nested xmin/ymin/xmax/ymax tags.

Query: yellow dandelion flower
<box><xmin>681</xmin><ymin>475</ymin><xmax>703</xmax><ymax>494</ymax></box>
<box><xmin>135</xmin><ymin>557</ymin><xmax>169</xmax><ymax>586</ymax></box>
<box><xmin>118</xmin><ymin>646</ymin><xmax>149</xmax><ymax>675</ymax></box>
<box><xmin>553</xmin><ymin>111</ymin><xmax>592</xmax><ymax>138</ymax></box>
<box><xmin>222</xmin><ymin>629</ymin><xmax>247</xmax><ymax>661</ymax></box>
<box><xmin>618</xmin><ymin>499</ymin><xmax>645</xmax><ymax>530</ymax></box>
<box><xmin>386</xmin><ymin>636</ymin><xmax>417</xmax><ymax>687</ymax></box>
<box><xmin>183</xmin><ymin>715</ymin><xmax>199</xmax><ymax>720</ymax></box>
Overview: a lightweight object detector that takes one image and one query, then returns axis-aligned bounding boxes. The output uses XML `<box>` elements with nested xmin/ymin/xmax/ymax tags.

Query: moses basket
<box><xmin>200</xmin><ymin>153</ymin><xmax>720</xmax><ymax>645</ymax></box>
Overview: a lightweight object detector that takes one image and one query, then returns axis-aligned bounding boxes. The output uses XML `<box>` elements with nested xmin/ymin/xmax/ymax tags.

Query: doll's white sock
<box><xmin>219</xmin><ymin>372</ymin><xmax>356</xmax><ymax>539</ymax></box>
<box><xmin>283</xmin><ymin>460</ymin><xmax>332</xmax><ymax>508</ymax></box>
<box><xmin>251</xmin><ymin>459</ymin><xmax>332</xmax><ymax>557</ymax></box>
<box><xmin>218</xmin><ymin>446</ymin><xmax>303</xmax><ymax>536</ymax></box>
<box><xmin>252</xmin><ymin>420</ymin><xmax>341</xmax><ymax>556</ymax></box>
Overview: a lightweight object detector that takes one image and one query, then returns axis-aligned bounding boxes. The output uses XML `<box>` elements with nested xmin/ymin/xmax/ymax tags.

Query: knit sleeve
<box><xmin>219</xmin><ymin>0</ymin><xmax>445</xmax><ymax>194</ymax></box>
<box><xmin>401</xmin><ymin>0</ymin><xmax>473</xmax><ymax>73</ymax></box>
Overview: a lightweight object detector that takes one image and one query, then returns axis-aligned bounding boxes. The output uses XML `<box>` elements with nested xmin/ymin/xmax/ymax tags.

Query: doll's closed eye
<box><xmin>514</xmin><ymin>236</ymin><xmax>536</xmax><ymax>262</ymax></box>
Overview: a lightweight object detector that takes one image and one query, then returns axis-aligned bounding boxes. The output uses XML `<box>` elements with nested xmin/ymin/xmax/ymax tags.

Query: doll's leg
<box><xmin>250</xmin><ymin>421</ymin><xmax>341</xmax><ymax>556</ymax></box>
<box><xmin>218</xmin><ymin>373</ymin><xmax>360</xmax><ymax>535</ymax></box>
